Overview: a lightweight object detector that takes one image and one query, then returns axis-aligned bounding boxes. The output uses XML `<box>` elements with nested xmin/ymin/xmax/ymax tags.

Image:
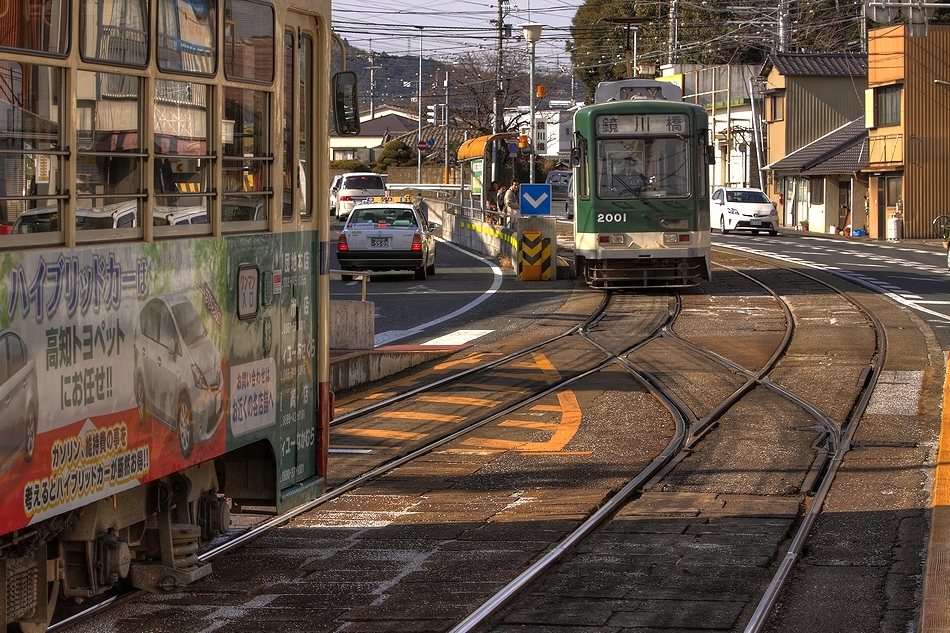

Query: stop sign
<box><xmin>417</xmin><ymin>140</ymin><xmax>427</xmax><ymax>151</ymax></box>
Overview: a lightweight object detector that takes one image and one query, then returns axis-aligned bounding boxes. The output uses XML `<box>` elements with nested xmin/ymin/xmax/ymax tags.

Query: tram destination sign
<box><xmin>596</xmin><ymin>114</ymin><xmax>687</xmax><ymax>136</ymax></box>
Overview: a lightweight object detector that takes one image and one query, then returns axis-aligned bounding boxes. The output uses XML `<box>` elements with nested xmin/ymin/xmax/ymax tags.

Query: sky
<box><xmin>330</xmin><ymin>0</ymin><xmax>581</xmax><ymax>70</ymax></box>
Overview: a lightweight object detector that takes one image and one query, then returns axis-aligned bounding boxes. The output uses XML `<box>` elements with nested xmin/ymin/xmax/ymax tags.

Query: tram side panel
<box><xmin>0</xmin><ymin>233</ymin><xmax>321</xmax><ymax>613</ymax></box>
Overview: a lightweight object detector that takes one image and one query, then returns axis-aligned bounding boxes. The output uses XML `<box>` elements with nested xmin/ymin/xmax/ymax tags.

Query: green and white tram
<box><xmin>0</xmin><ymin>0</ymin><xmax>358</xmax><ymax>628</ymax></box>
<box><xmin>571</xmin><ymin>79</ymin><xmax>713</xmax><ymax>288</ymax></box>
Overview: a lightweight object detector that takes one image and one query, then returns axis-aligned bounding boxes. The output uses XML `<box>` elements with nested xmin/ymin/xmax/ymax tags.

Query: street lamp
<box><xmin>522</xmin><ymin>22</ymin><xmax>543</xmax><ymax>184</ymax></box>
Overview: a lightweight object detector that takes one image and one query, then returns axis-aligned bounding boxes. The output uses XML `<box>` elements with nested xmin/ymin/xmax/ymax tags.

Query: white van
<box><xmin>11</xmin><ymin>201</ymin><xmax>138</xmax><ymax>233</ymax></box>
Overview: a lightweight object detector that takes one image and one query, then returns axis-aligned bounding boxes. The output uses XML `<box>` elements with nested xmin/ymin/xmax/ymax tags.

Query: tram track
<box><xmin>59</xmin><ymin>251</ymin><xmax>895</xmax><ymax>633</ymax></box>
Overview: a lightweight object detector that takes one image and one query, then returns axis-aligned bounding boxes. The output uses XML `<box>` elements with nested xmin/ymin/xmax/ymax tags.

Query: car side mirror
<box><xmin>332</xmin><ymin>71</ymin><xmax>361</xmax><ymax>136</ymax></box>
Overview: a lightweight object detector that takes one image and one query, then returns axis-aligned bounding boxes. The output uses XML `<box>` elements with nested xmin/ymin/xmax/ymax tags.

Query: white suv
<box><xmin>335</xmin><ymin>173</ymin><xmax>385</xmax><ymax>220</ymax></box>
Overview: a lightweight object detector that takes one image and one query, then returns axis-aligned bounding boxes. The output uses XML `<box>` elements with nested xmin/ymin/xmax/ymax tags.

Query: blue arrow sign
<box><xmin>520</xmin><ymin>184</ymin><xmax>552</xmax><ymax>216</ymax></box>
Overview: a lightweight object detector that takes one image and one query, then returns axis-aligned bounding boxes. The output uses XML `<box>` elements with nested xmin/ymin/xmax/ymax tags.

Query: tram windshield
<box><xmin>596</xmin><ymin>138</ymin><xmax>690</xmax><ymax>199</ymax></box>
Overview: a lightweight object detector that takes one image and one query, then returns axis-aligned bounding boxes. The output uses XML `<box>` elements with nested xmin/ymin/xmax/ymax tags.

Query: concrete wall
<box><xmin>422</xmin><ymin>198</ymin><xmax>518</xmax><ymax>262</ymax></box>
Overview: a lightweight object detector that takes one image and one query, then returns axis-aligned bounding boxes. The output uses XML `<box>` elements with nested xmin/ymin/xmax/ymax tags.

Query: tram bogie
<box><xmin>572</xmin><ymin>80</ymin><xmax>713</xmax><ymax>289</ymax></box>
<box><xmin>0</xmin><ymin>0</ymin><xmax>359</xmax><ymax>629</ymax></box>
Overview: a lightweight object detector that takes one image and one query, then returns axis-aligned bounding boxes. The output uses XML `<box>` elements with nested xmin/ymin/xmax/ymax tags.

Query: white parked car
<box><xmin>711</xmin><ymin>187</ymin><xmax>778</xmax><ymax>236</ymax></box>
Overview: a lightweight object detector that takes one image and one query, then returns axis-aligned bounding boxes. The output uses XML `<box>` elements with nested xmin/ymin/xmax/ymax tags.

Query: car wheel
<box><xmin>426</xmin><ymin>256</ymin><xmax>436</xmax><ymax>276</ymax></box>
<box><xmin>176</xmin><ymin>396</ymin><xmax>195</xmax><ymax>459</ymax></box>
<box><xmin>751</xmin><ymin>230</ymin><xmax>759</xmax><ymax>235</ymax></box>
<box><xmin>720</xmin><ymin>216</ymin><xmax>730</xmax><ymax>235</ymax></box>
<box><xmin>136</xmin><ymin>375</ymin><xmax>147</xmax><ymax>426</ymax></box>
<box><xmin>768</xmin><ymin>230</ymin><xmax>778</xmax><ymax>236</ymax></box>
<box><xmin>946</xmin><ymin>244</ymin><xmax>949</xmax><ymax>270</ymax></box>
<box><xmin>415</xmin><ymin>264</ymin><xmax>427</xmax><ymax>280</ymax></box>
<box><xmin>24</xmin><ymin>402</ymin><xmax>37</xmax><ymax>463</ymax></box>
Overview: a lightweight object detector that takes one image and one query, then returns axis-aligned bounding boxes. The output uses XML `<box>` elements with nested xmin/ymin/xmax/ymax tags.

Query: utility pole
<box><xmin>491</xmin><ymin>0</ymin><xmax>508</xmax><ymax>183</ymax></box>
<box><xmin>777</xmin><ymin>0</ymin><xmax>789</xmax><ymax>52</ymax></box>
<box><xmin>444</xmin><ymin>71</ymin><xmax>450</xmax><ymax>184</ymax></box>
<box><xmin>368</xmin><ymin>42</ymin><xmax>380</xmax><ymax>119</ymax></box>
<box><xmin>668</xmin><ymin>0</ymin><xmax>679</xmax><ymax>64</ymax></box>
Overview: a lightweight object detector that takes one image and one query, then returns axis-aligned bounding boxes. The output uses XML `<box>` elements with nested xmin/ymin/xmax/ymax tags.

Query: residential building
<box><xmin>759</xmin><ymin>53</ymin><xmax>868</xmax><ymax>229</ymax></box>
<box><xmin>865</xmin><ymin>24</ymin><xmax>950</xmax><ymax>239</ymax></box>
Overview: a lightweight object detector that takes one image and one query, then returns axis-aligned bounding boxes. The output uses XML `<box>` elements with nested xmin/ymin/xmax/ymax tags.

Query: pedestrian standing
<box><xmin>504</xmin><ymin>180</ymin><xmax>520</xmax><ymax>226</ymax></box>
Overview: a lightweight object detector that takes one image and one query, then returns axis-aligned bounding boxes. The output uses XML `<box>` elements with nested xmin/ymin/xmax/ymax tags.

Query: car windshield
<box><xmin>351</xmin><ymin>207</ymin><xmax>417</xmax><ymax>227</ymax></box>
<box><xmin>171</xmin><ymin>301</ymin><xmax>208</xmax><ymax>346</ymax></box>
<box><xmin>343</xmin><ymin>175</ymin><xmax>384</xmax><ymax>190</ymax></box>
<box><xmin>726</xmin><ymin>190</ymin><xmax>770</xmax><ymax>203</ymax></box>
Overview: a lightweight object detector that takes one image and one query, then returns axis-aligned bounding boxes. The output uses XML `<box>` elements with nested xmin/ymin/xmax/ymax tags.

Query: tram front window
<box><xmin>597</xmin><ymin>138</ymin><xmax>690</xmax><ymax>199</ymax></box>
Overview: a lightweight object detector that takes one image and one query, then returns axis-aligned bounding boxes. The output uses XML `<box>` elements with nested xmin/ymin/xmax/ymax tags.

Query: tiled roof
<box><xmin>767</xmin><ymin>117</ymin><xmax>868</xmax><ymax>174</ymax></box>
<box><xmin>359</xmin><ymin>113</ymin><xmax>416</xmax><ymax>136</ymax></box>
<box><xmin>765</xmin><ymin>52</ymin><xmax>868</xmax><ymax>77</ymax></box>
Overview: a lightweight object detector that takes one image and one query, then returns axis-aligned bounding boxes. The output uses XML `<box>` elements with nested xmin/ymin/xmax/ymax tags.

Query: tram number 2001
<box><xmin>598</xmin><ymin>213</ymin><xmax>627</xmax><ymax>223</ymax></box>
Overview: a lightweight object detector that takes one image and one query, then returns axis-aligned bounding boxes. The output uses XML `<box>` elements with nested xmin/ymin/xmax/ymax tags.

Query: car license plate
<box><xmin>371</xmin><ymin>237</ymin><xmax>389</xmax><ymax>247</ymax></box>
<box><xmin>750</xmin><ymin>220</ymin><xmax>761</xmax><ymax>226</ymax></box>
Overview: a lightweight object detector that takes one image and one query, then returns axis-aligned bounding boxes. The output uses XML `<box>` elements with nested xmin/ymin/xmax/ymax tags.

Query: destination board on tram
<box><xmin>596</xmin><ymin>114</ymin><xmax>688</xmax><ymax>136</ymax></box>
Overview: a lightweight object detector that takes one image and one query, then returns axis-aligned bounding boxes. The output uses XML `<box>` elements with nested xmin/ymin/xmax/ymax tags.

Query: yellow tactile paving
<box><xmin>922</xmin><ymin>352</ymin><xmax>950</xmax><ymax>633</ymax></box>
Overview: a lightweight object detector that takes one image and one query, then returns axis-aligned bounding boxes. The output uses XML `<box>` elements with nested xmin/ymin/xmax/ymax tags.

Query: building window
<box><xmin>809</xmin><ymin>177</ymin><xmax>824</xmax><ymax>205</ymax></box>
<box><xmin>767</xmin><ymin>94</ymin><xmax>784</xmax><ymax>122</ymax></box>
<box><xmin>875</xmin><ymin>85</ymin><xmax>901</xmax><ymax>127</ymax></box>
<box><xmin>885</xmin><ymin>175</ymin><xmax>902</xmax><ymax>208</ymax></box>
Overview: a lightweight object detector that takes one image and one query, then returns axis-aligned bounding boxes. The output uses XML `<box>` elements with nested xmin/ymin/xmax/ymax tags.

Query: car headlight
<box><xmin>191</xmin><ymin>364</ymin><xmax>210</xmax><ymax>390</ymax></box>
<box><xmin>770</xmin><ymin>206</ymin><xmax>778</xmax><ymax>216</ymax></box>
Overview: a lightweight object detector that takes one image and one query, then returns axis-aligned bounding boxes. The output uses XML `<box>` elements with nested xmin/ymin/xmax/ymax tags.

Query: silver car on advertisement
<box><xmin>0</xmin><ymin>330</ymin><xmax>37</xmax><ymax>475</ymax></box>
<box><xmin>134</xmin><ymin>295</ymin><xmax>223</xmax><ymax>458</ymax></box>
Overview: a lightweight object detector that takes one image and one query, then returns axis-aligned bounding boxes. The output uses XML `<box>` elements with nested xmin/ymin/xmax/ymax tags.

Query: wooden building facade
<box><xmin>866</xmin><ymin>24</ymin><xmax>950</xmax><ymax>239</ymax></box>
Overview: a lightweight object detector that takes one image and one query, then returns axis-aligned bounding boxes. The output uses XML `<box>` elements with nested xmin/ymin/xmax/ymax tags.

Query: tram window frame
<box><xmin>224</xmin><ymin>0</ymin><xmax>275</xmax><ymax>85</ymax></box>
<box><xmin>0</xmin><ymin>62</ymin><xmax>67</xmax><ymax>247</ymax></box>
<box><xmin>0</xmin><ymin>0</ymin><xmax>70</xmax><ymax>57</ymax></box>
<box><xmin>73</xmin><ymin>69</ymin><xmax>146</xmax><ymax>243</ymax></box>
<box><xmin>152</xmin><ymin>79</ymin><xmax>213</xmax><ymax>237</ymax></box>
<box><xmin>298</xmin><ymin>33</ymin><xmax>313</xmax><ymax>220</ymax></box>
<box><xmin>222</xmin><ymin>87</ymin><xmax>271</xmax><ymax>230</ymax></box>
<box><xmin>282</xmin><ymin>30</ymin><xmax>294</xmax><ymax>221</ymax></box>
<box><xmin>156</xmin><ymin>0</ymin><xmax>216</xmax><ymax>75</ymax></box>
<box><xmin>80</xmin><ymin>0</ymin><xmax>149</xmax><ymax>68</ymax></box>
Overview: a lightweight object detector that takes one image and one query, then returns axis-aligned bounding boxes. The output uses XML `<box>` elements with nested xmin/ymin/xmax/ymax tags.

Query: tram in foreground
<box><xmin>571</xmin><ymin>80</ymin><xmax>713</xmax><ymax>288</ymax></box>
<box><xmin>0</xmin><ymin>0</ymin><xmax>358</xmax><ymax>628</ymax></box>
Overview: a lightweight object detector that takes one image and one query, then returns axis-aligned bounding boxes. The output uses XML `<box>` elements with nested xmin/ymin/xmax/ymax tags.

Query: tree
<box><xmin>374</xmin><ymin>140</ymin><xmax>415</xmax><ymax>173</ymax></box>
<box><xmin>330</xmin><ymin>159</ymin><xmax>370</xmax><ymax>172</ymax></box>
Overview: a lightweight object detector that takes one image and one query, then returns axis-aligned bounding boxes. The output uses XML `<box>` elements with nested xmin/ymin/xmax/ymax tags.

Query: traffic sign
<box><xmin>417</xmin><ymin>140</ymin><xmax>427</xmax><ymax>151</ymax></box>
<box><xmin>508</xmin><ymin>142</ymin><xmax>518</xmax><ymax>155</ymax></box>
<box><xmin>520</xmin><ymin>183</ymin><xmax>552</xmax><ymax>216</ymax></box>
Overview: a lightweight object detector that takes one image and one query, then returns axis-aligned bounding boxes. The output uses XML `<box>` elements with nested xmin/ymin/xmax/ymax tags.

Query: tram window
<box><xmin>223</xmin><ymin>87</ymin><xmax>269</xmax><ymax>225</ymax></box>
<box><xmin>282</xmin><ymin>31</ymin><xmax>294</xmax><ymax>221</ymax></box>
<box><xmin>153</xmin><ymin>80</ymin><xmax>212</xmax><ymax>234</ymax></box>
<box><xmin>224</xmin><ymin>0</ymin><xmax>275</xmax><ymax>84</ymax></box>
<box><xmin>80</xmin><ymin>0</ymin><xmax>148</xmax><ymax>67</ymax></box>
<box><xmin>0</xmin><ymin>63</ymin><xmax>64</xmax><ymax>243</ymax></box>
<box><xmin>0</xmin><ymin>0</ymin><xmax>68</xmax><ymax>55</ymax></box>
<box><xmin>299</xmin><ymin>34</ymin><xmax>313</xmax><ymax>219</ymax></box>
<box><xmin>157</xmin><ymin>0</ymin><xmax>216</xmax><ymax>74</ymax></box>
<box><xmin>75</xmin><ymin>70</ymin><xmax>143</xmax><ymax>238</ymax></box>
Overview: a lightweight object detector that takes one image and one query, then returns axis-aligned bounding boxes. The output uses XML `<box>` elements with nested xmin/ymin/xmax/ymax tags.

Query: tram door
<box><xmin>278</xmin><ymin>12</ymin><xmax>318</xmax><ymax>491</ymax></box>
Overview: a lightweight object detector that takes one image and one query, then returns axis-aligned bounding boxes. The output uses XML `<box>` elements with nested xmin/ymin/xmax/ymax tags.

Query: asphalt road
<box><xmin>712</xmin><ymin>230</ymin><xmax>950</xmax><ymax>349</ymax></box>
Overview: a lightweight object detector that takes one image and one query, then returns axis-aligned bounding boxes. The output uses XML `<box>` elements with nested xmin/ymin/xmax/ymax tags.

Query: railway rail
<box><xmin>58</xmin><ymin>248</ymin><xmax>936</xmax><ymax>633</ymax></box>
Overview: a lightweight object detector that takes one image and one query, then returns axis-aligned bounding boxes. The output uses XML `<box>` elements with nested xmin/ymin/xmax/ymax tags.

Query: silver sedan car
<box><xmin>336</xmin><ymin>198</ymin><xmax>438</xmax><ymax>280</ymax></box>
